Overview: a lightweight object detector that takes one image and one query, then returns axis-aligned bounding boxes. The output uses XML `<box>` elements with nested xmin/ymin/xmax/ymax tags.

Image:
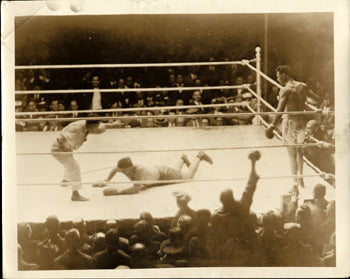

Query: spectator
<box><xmin>168</xmin><ymin>99</ymin><xmax>186</xmax><ymax>127</ymax></box>
<box><xmin>200</xmin><ymin>57</ymin><xmax>222</xmax><ymax>86</ymax></box>
<box><xmin>208</xmin><ymin>151</ymin><xmax>263</xmax><ymax>266</ymax></box>
<box><xmin>37</xmin><ymin>215</ymin><xmax>66</xmax><ymax>258</ymax></box>
<box><xmin>277</xmin><ymin>223</ymin><xmax>318</xmax><ymax>266</ymax></box>
<box><xmin>93</xmin><ymin>229</ymin><xmax>131</xmax><ymax>269</ymax></box>
<box><xmin>186</xmin><ymin>90</ymin><xmax>207</xmax><ymax>127</ymax></box>
<box><xmin>91</xmin><ymin>232</ymin><xmax>106</xmax><ymax>255</ymax></box>
<box><xmin>131</xmin><ymin>243</ymin><xmax>155</xmax><ymax>268</ymax></box>
<box><xmin>103</xmin><ymin>219</ymin><xmax>130</xmax><ymax>254</ymax></box>
<box><xmin>18</xmin><ymin>244</ymin><xmax>38</xmax><ymax>270</ymax></box>
<box><xmin>72</xmin><ymin>218</ymin><xmax>93</xmax><ymax>255</ymax></box>
<box><xmin>78</xmin><ymin>75</ymin><xmax>108</xmax><ymax>111</ymax></box>
<box><xmin>21</xmin><ymin>99</ymin><xmax>46</xmax><ymax>131</ymax></box>
<box><xmin>258</xmin><ymin>210</ymin><xmax>284</xmax><ymax>266</ymax></box>
<box><xmin>183</xmin><ymin>66</ymin><xmax>200</xmax><ymax>86</ymax></box>
<box><xmin>18</xmin><ymin>223</ymin><xmax>40</xmax><ymax>264</ymax></box>
<box><xmin>303</xmin><ymin>119</ymin><xmax>335</xmax><ymax>174</ymax></box>
<box><xmin>158</xmin><ymin>227</ymin><xmax>187</xmax><ymax>267</ymax></box>
<box><xmin>139</xmin><ymin>212</ymin><xmax>168</xmax><ymax>242</ymax></box>
<box><xmin>53</xmin><ymin>229</ymin><xmax>93</xmax><ymax>269</ymax></box>
<box><xmin>44</xmin><ymin>99</ymin><xmax>63</xmax><ymax>131</ymax></box>
<box><xmin>34</xmin><ymin>242</ymin><xmax>57</xmax><ymax>270</ymax></box>
<box><xmin>129</xmin><ymin>220</ymin><xmax>161</xmax><ymax>258</ymax></box>
<box><xmin>68</xmin><ymin>100</ymin><xmax>81</xmax><ymax>118</ymax></box>
<box><xmin>171</xmin><ymin>191</ymin><xmax>196</xmax><ymax>227</ymax></box>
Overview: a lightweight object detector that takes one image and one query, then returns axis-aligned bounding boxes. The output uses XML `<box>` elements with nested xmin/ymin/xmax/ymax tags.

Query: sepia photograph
<box><xmin>2</xmin><ymin>0</ymin><xmax>349</xmax><ymax>278</ymax></box>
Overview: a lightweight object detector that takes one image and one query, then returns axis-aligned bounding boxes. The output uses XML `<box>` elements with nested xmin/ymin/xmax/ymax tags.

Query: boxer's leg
<box><xmin>182</xmin><ymin>151</ymin><xmax>213</xmax><ymax>179</ymax></box>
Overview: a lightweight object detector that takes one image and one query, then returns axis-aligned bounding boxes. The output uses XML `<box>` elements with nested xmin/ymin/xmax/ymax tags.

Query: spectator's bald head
<box><xmin>220</xmin><ymin>188</ymin><xmax>235</xmax><ymax>207</ymax></box>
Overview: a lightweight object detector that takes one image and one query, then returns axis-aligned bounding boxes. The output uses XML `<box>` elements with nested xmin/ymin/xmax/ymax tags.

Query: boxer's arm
<box><xmin>271</xmin><ymin>88</ymin><xmax>289</xmax><ymax>127</ymax></box>
<box><xmin>105</xmin><ymin>165</ymin><xmax>119</xmax><ymax>182</ymax></box>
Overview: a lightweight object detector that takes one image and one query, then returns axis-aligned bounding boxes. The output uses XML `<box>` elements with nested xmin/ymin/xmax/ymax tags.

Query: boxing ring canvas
<box><xmin>16</xmin><ymin>125</ymin><xmax>335</xmax><ymax>223</ymax></box>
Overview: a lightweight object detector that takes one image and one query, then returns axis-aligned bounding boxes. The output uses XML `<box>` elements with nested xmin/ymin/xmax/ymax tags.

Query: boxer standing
<box><xmin>265</xmin><ymin>65</ymin><xmax>319</xmax><ymax>195</ymax></box>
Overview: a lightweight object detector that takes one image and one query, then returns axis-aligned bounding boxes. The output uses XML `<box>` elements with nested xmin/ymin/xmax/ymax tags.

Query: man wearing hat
<box><xmin>93</xmin><ymin>151</ymin><xmax>213</xmax><ymax>195</ymax></box>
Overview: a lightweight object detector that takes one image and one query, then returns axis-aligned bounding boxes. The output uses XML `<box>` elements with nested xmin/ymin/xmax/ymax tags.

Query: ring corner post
<box><xmin>255</xmin><ymin>46</ymin><xmax>262</xmax><ymax>126</ymax></box>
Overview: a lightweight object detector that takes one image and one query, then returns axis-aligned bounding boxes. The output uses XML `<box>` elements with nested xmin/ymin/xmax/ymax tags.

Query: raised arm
<box><xmin>240</xmin><ymin>151</ymin><xmax>260</xmax><ymax>210</ymax></box>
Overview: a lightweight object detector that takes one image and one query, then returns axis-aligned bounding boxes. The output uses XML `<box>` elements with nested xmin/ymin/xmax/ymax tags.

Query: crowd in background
<box><xmin>15</xmin><ymin>61</ymin><xmax>334</xmax><ymax>130</ymax></box>
<box><xmin>18</xmin><ymin>180</ymin><xmax>335</xmax><ymax>269</ymax></box>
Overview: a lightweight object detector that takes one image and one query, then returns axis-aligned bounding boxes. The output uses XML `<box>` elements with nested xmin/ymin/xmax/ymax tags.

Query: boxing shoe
<box><xmin>71</xmin><ymin>191</ymin><xmax>90</xmax><ymax>201</ymax></box>
<box><xmin>197</xmin><ymin>151</ymin><xmax>213</xmax><ymax>164</ymax></box>
<box><xmin>181</xmin><ymin>154</ymin><xmax>191</xmax><ymax>167</ymax></box>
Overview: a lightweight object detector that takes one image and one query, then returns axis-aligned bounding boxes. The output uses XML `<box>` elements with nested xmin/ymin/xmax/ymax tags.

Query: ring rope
<box><xmin>15</xmin><ymin>85</ymin><xmax>246</xmax><ymax>95</ymax></box>
<box><xmin>15</xmin><ymin>111</ymin><xmax>324</xmax><ymax>123</ymax></box>
<box><xmin>15</xmin><ymin>102</ymin><xmax>252</xmax><ymax>116</ymax></box>
<box><xmin>16</xmin><ymin>143</ymin><xmax>329</xmax><ymax>156</ymax></box>
<box><xmin>15</xmin><ymin>59</ymin><xmax>256</xmax><ymax>70</ymax></box>
<box><xmin>16</xmin><ymin>173</ymin><xmax>333</xmax><ymax>187</ymax></box>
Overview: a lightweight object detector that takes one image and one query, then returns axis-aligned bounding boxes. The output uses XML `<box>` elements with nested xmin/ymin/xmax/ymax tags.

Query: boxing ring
<box><xmin>16</xmin><ymin>126</ymin><xmax>334</xmax><ymax>222</ymax></box>
<box><xmin>15</xmin><ymin>47</ymin><xmax>335</xmax><ymax>223</ymax></box>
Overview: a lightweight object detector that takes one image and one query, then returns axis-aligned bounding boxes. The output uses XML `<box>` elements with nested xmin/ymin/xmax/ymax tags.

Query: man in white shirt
<box><xmin>51</xmin><ymin>117</ymin><xmax>106</xmax><ymax>201</ymax></box>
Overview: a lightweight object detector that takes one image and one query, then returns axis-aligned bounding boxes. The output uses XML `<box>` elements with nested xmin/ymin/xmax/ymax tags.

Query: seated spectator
<box><xmin>18</xmin><ymin>244</ymin><xmax>38</xmax><ymax>270</ymax></box>
<box><xmin>21</xmin><ymin>99</ymin><xmax>46</xmax><ymax>131</ymax></box>
<box><xmin>277</xmin><ymin>223</ymin><xmax>319</xmax><ymax>266</ymax></box>
<box><xmin>200</xmin><ymin>57</ymin><xmax>222</xmax><ymax>86</ymax></box>
<box><xmin>91</xmin><ymin>232</ymin><xmax>106</xmax><ymax>254</ymax></box>
<box><xmin>93</xmin><ymin>229</ymin><xmax>131</xmax><ymax>269</ymax></box>
<box><xmin>34</xmin><ymin>242</ymin><xmax>57</xmax><ymax>270</ymax></box>
<box><xmin>139</xmin><ymin>212</ymin><xmax>168</xmax><ymax>241</ymax></box>
<box><xmin>258</xmin><ymin>210</ymin><xmax>285</xmax><ymax>266</ymax></box>
<box><xmin>67</xmin><ymin>99</ymin><xmax>81</xmax><ymax>118</ymax></box>
<box><xmin>37</xmin><ymin>215</ymin><xmax>66</xmax><ymax>259</ymax></box>
<box><xmin>183</xmin><ymin>66</ymin><xmax>200</xmax><ymax>86</ymax></box>
<box><xmin>171</xmin><ymin>191</ymin><xmax>196</xmax><ymax>227</ymax></box>
<box><xmin>185</xmin><ymin>90</ymin><xmax>207</xmax><ymax>127</ymax></box>
<box><xmin>72</xmin><ymin>218</ymin><xmax>93</xmax><ymax>255</ymax></box>
<box><xmin>158</xmin><ymin>227</ymin><xmax>188</xmax><ymax>267</ymax></box>
<box><xmin>53</xmin><ymin>229</ymin><xmax>93</xmax><ymax>269</ymax></box>
<box><xmin>168</xmin><ymin>99</ymin><xmax>186</xmax><ymax>127</ymax></box>
<box><xmin>320</xmin><ymin>232</ymin><xmax>335</xmax><ymax>266</ymax></box>
<box><xmin>303</xmin><ymin>119</ymin><xmax>335</xmax><ymax>174</ymax></box>
<box><xmin>18</xmin><ymin>223</ymin><xmax>40</xmax><ymax>264</ymax></box>
<box><xmin>131</xmin><ymin>243</ymin><xmax>156</xmax><ymax>268</ymax></box>
<box><xmin>310</xmin><ymin>184</ymin><xmax>329</xmax><ymax>212</ymax></box>
<box><xmin>44</xmin><ymin>99</ymin><xmax>65</xmax><ymax>131</ymax></box>
<box><xmin>129</xmin><ymin>220</ymin><xmax>161</xmax><ymax>258</ymax></box>
<box><xmin>103</xmin><ymin>219</ymin><xmax>130</xmax><ymax>254</ymax></box>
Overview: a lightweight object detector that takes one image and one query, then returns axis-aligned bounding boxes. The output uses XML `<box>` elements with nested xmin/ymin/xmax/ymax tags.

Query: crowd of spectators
<box><xmin>18</xmin><ymin>178</ymin><xmax>335</xmax><ymax>269</ymax></box>
<box><xmin>15</xmin><ymin>62</ymin><xmax>304</xmax><ymax>130</ymax></box>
